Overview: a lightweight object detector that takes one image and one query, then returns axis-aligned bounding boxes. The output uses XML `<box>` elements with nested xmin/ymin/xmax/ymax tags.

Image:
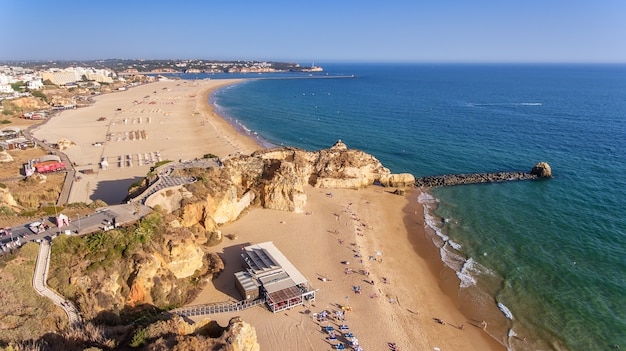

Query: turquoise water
<box><xmin>198</xmin><ymin>64</ymin><xmax>625</xmax><ymax>350</ymax></box>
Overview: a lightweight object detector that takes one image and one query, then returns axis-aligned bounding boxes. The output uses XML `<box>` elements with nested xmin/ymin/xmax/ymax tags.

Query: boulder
<box><xmin>0</xmin><ymin>187</ymin><xmax>18</xmax><ymax>208</ymax></box>
<box><xmin>379</xmin><ymin>173</ymin><xmax>415</xmax><ymax>187</ymax></box>
<box><xmin>222</xmin><ymin>317</ymin><xmax>261</xmax><ymax>351</ymax></box>
<box><xmin>0</xmin><ymin>151</ymin><xmax>13</xmax><ymax>163</ymax></box>
<box><xmin>531</xmin><ymin>162</ymin><xmax>552</xmax><ymax>178</ymax></box>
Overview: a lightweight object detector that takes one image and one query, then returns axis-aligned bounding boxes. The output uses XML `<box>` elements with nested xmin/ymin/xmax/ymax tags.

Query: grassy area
<box><xmin>0</xmin><ymin>243</ymin><xmax>66</xmax><ymax>345</ymax></box>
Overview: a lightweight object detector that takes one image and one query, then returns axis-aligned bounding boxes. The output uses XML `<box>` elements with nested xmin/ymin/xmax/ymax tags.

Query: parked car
<box><xmin>28</xmin><ymin>221</ymin><xmax>43</xmax><ymax>234</ymax></box>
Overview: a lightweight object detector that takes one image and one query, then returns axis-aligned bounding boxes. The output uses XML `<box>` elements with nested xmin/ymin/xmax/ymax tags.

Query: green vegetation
<box><xmin>1</xmin><ymin>101</ymin><xmax>20</xmax><ymax>116</ymax></box>
<box><xmin>130</xmin><ymin>327</ymin><xmax>148</xmax><ymax>347</ymax></box>
<box><xmin>0</xmin><ymin>119</ymin><xmax>11</xmax><ymax>124</ymax></box>
<box><xmin>10</xmin><ymin>81</ymin><xmax>24</xmax><ymax>92</ymax></box>
<box><xmin>87</xmin><ymin>199</ymin><xmax>108</xmax><ymax>209</ymax></box>
<box><xmin>65</xmin><ymin>202</ymin><xmax>90</xmax><ymax>209</ymax></box>
<box><xmin>30</xmin><ymin>89</ymin><xmax>48</xmax><ymax>103</ymax></box>
<box><xmin>206</xmin><ymin>230</ymin><xmax>223</xmax><ymax>247</ymax></box>
<box><xmin>148</xmin><ymin>160</ymin><xmax>172</xmax><ymax>174</ymax></box>
<box><xmin>41</xmin><ymin>204</ymin><xmax>63</xmax><ymax>216</ymax></box>
<box><xmin>203</xmin><ymin>153</ymin><xmax>217</xmax><ymax>159</ymax></box>
<box><xmin>0</xmin><ymin>205</ymin><xmax>16</xmax><ymax>216</ymax></box>
<box><xmin>49</xmin><ymin>212</ymin><xmax>165</xmax><ymax>294</ymax></box>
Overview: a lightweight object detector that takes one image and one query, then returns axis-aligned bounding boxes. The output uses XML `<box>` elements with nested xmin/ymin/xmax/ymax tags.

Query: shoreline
<box><xmin>188</xmin><ymin>186</ymin><xmax>505</xmax><ymax>350</ymax></box>
<box><xmin>33</xmin><ymin>78</ymin><xmax>505</xmax><ymax>349</ymax></box>
<box><xmin>197</xmin><ymin>80</ymin><xmax>508</xmax><ymax>350</ymax></box>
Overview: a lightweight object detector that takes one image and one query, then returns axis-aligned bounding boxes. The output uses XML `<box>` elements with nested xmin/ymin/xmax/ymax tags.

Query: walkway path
<box><xmin>171</xmin><ymin>299</ymin><xmax>264</xmax><ymax>318</ymax></box>
<box><xmin>33</xmin><ymin>240</ymin><xmax>82</xmax><ymax>328</ymax></box>
<box><xmin>131</xmin><ymin>158</ymin><xmax>220</xmax><ymax>204</ymax></box>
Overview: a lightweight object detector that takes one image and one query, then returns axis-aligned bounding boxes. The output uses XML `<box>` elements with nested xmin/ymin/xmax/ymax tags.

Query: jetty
<box><xmin>414</xmin><ymin>162</ymin><xmax>552</xmax><ymax>188</ymax></box>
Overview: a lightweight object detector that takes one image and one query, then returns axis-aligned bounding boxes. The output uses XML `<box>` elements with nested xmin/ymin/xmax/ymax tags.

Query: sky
<box><xmin>1</xmin><ymin>0</ymin><xmax>625</xmax><ymax>63</ymax></box>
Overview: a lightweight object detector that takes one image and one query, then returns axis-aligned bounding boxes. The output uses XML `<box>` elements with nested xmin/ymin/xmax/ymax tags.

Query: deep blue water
<box><xmin>197</xmin><ymin>64</ymin><xmax>625</xmax><ymax>350</ymax></box>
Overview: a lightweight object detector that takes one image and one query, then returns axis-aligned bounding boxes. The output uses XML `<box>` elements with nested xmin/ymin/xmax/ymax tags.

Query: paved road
<box><xmin>1</xmin><ymin>203</ymin><xmax>153</xmax><ymax>253</ymax></box>
<box><xmin>33</xmin><ymin>240</ymin><xmax>82</xmax><ymax>328</ymax></box>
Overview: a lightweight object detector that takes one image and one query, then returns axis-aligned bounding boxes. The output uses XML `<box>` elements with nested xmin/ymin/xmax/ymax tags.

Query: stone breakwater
<box><xmin>414</xmin><ymin>171</ymin><xmax>538</xmax><ymax>187</ymax></box>
<box><xmin>414</xmin><ymin>162</ymin><xmax>552</xmax><ymax>188</ymax></box>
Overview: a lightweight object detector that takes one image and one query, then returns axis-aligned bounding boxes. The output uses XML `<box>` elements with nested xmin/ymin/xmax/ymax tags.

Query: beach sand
<box><xmin>36</xmin><ymin>79</ymin><xmax>505</xmax><ymax>350</ymax></box>
<box><xmin>31</xmin><ymin>79</ymin><xmax>258</xmax><ymax>205</ymax></box>
<box><xmin>190</xmin><ymin>187</ymin><xmax>505</xmax><ymax>351</ymax></box>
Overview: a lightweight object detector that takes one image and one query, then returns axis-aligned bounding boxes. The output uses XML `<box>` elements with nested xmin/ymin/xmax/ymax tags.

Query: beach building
<box><xmin>0</xmin><ymin>137</ymin><xmax>26</xmax><ymax>150</ymax></box>
<box><xmin>0</xmin><ymin>127</ymin><xmax>21</xmax><ymax>138</ymax></box>
<box><xmin>235</xmin><ymin>241</ymin><xmax>316</xmax><ymax>313</ymax></box>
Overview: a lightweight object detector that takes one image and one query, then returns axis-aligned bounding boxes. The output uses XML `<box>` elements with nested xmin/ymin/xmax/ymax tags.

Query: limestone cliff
<box><xmin>143</xmin><ymin>316</ymin><xmax>260</xmax><ymax>351</ymax></box>
<box><xmin>51</xmin><ymin>213</ymin><xmax>222</xmax><ymax>322</ymax></box>
<box><xmin>147</xmin><ymin>141</ymin><xmax>411</xmax><ymax>233</ymax></box>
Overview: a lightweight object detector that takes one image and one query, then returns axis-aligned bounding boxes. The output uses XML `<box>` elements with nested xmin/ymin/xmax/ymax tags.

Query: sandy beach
<box><xmin>36</xmin><ymin>79</ymin><xmax>505</xmax><ymax>350</ymax></box>
<box><xmin>32</xmin><ymin>79</ymin><xmax>259</xmax><ymax>205</ymax></box>
<box><xmin>190</xmin><ymin>187</ymin><xmax>505</xmax><ymax>351</ymax></box>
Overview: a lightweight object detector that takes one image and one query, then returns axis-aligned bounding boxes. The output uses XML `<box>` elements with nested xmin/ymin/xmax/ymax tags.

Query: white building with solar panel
<box><xmin>235</xmin><ymin>241</ymin><xmax>316</xmax><ymax>313</ymax></box>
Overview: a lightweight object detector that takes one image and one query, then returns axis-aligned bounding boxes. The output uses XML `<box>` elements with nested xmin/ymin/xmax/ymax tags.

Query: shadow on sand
<box><xmin>209</xmin><ymin>243</ymin><xmax>253</xmax><ymax>301</ymax></box>
<box><xmin>90</xmin><ymin>177</ymin><xmax>144</xmax><ymax>204</ymax></box>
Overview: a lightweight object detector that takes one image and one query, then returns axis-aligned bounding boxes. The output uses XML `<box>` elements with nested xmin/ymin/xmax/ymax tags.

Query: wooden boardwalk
<box><xmin>171</xmin><ymin>299</ymin><xmax>264</xmax><ymax>317</ymax></box>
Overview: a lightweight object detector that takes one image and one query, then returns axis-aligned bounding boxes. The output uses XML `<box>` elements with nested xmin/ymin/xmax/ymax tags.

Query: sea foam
<box><xmin>498</xmin><ymin>302</ymin><xmax>515</xmax><ymax>320</ymax></box>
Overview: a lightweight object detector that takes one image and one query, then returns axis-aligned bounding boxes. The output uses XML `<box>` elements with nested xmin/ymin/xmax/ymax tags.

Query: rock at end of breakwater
<box><xmin>531</xmin><ymin>162</ymin><xmax>552</xmax><ymax>178</ymax></box>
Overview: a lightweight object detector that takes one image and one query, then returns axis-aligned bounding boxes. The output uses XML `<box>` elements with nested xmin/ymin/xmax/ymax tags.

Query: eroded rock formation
<box><xmin>147</xmin><ymin>141</ymin><xmax>412</xmax><ymax>232</ymax></box>
<box><xmin>143</xmin><ymin>316</ymin><xmax>260</xmax><ymax>351</ymax></box>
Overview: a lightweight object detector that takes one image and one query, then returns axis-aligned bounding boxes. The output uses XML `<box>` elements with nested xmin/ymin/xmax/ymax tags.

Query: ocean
<box><xmin>184</xmin><ymin>63</ymin><xmax>625</xmax><ymax>350</ymax></box>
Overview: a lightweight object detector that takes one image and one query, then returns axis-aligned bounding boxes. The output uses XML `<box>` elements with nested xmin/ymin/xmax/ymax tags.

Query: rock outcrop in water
<box><xmin>531</xmin><ymin>162</ymin><xmax>552</xmax><ymax>178</ymax></box>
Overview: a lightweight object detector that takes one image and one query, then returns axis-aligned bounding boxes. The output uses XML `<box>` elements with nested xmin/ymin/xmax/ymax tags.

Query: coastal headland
<box><xmin>32</xmin><ymin>78</ymin><xmax>507</xmax><ymax>350</ymax></box>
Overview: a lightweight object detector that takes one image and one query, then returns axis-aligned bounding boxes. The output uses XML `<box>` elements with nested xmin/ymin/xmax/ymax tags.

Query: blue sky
<box><xmin>2</xmin><ymin>0</ymin><xmax>625</xmax><ymax>63</ymax></box>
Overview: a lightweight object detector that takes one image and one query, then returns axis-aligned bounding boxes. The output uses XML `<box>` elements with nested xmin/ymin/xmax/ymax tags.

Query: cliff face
<box><xmin>143</xmin><ymin>316</ymin><xmax>260</xmax><ymax>351</ymax></box>
<box><xmin>53</xmin><ymin>215</ymin><xmax>220</xmax><ymax>322</ymax></box>
<box><xmin>147</xmin><ymin>141</ymin><xmax>414</xmax><ymax>232</ymax></box>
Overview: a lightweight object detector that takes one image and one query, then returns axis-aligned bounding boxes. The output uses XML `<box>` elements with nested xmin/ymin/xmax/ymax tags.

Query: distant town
<box><xmin>0</xmin><ymin>59</ymin><xmax>322</xmax><ymax>116</ymax></box>
<box><xmin>1</xmin><ymin>59</ymin><xmax>322</xmax><ymax>90</ymax></box>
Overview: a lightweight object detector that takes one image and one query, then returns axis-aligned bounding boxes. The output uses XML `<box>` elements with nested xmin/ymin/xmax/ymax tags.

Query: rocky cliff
<box><xmin>49</xmin><ymin>212</ymin><xmax>223</xmax><ymax>323</ymax></box>
<box><xmin>147</xmin><ymin>140</ymin><xmax>414</xmax><ymax>232</ymax></box>
<box><xmin>142</xmin><ymin>316</ymin><xmax>260</xmax><ymax>351</ymax></box>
